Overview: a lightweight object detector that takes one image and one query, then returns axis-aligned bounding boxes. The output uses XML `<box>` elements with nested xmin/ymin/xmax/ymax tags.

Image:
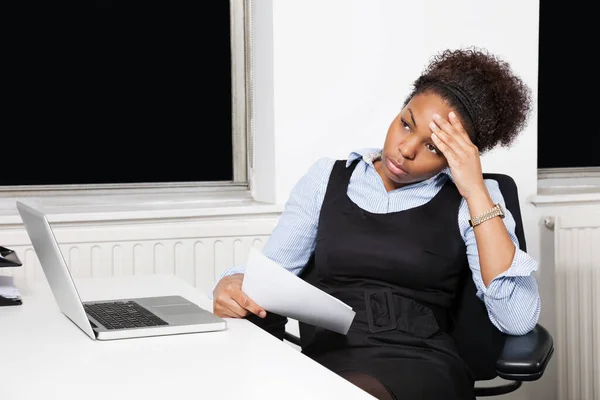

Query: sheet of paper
<box><xmin>241</xmin><ymin>247</ymin><xmax>356</xmax><ymax>335</ymax></box>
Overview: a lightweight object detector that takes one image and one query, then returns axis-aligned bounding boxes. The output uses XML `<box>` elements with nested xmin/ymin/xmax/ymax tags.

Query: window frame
<box><xmin>0</xmin><ymin>0</ymin><xmax>254</xmax><ymax>199</ymax></box>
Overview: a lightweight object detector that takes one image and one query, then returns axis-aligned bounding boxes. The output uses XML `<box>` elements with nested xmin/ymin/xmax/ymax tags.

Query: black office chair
<box><xmin>248</xmin><ymin>173</ymin><xmax>554</xmax><ymax>397</ymax></box>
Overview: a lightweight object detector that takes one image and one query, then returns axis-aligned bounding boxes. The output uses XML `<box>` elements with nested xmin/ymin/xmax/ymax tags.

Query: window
<box><xmin>2</xmin><ymin>1</ymin><xmax>253</xmax><ymax>195</ymax></box>
<box><xmin>96</xmin><ymin>0</ymin><xmax>111</xmax><ymax>8</ymax></box>
<box><xmin>536</xmin><ymin>1</ymin><xmax>600</xmax><ymax>196</ymax></box>
<box><xmin>538</xmin><ymin>1</ymin><xmax>599</xmax><ymax>176</ymax></box>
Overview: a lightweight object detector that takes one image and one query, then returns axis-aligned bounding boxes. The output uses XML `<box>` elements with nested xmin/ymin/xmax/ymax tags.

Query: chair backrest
<box><xmin>483</xmin><ymin>174</ymin><xmax>526</xmax><ymax>252</ymax></box>
<box><xmin>450</xmin><ymin>173</ymin><xmax>526</xmax><ymax>381</ymax></box>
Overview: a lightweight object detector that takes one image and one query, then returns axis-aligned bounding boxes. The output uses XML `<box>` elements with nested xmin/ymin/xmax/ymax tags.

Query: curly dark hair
<box><xmin>403</xmin><ymin>47</ymin><xmax>533</xmax><ymax>153</ymax></box>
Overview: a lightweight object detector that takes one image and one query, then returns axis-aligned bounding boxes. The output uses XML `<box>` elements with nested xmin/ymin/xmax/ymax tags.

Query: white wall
<box><xmin>254</xmin><ymin>1</ymin><xmax>553</xmax><ymax>399</ymax></box>
<box><xmin>266</xmin><ymin>0</ymin><xmax>539</xmax><ymax>206</ymax></box>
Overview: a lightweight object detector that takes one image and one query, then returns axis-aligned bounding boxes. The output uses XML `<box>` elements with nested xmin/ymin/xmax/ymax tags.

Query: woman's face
<box><xmin>379</xmin><ymin>92</ymin><xmax>456</xmax><ymax>191</ymax></box>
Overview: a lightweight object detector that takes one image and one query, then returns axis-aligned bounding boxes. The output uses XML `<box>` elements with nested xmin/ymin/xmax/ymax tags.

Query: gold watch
<box><xmin>469</xmin><ymin>203</ymin><xmax>505</xmax><ymax>227</ymax></box>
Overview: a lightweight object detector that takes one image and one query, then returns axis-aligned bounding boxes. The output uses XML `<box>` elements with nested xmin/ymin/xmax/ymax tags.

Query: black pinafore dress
<box><xmin>298</xmin><ymin>159</ymin><xmax>476</xmax><ymax>400</ymax></box>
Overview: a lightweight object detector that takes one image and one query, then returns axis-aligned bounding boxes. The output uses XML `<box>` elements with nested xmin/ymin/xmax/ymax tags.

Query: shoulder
<box><xmin>293</xmin><ymin>157</ymin><xmax>337</xmax><ymax>192</ymax></box>
<box><xmin>306</xmin><ymin>157</ymin><xmax>337</xmax><ymax>178</ymax></box>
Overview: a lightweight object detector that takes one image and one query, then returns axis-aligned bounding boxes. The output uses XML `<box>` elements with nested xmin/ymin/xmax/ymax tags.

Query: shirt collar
<box><xmin>346</xmin><ymin>148</ymin><xmax>453</xmax><ymax>186</ymax></box>
<box><xmin>346</xmin><ymin>148</ymin><xmax>382</xmax><ymax>167</ymax></box>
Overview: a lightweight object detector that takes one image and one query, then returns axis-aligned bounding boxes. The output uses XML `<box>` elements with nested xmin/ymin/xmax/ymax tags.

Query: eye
<box><xmin>400</xmin><ymin>118</ymin><xmax>411</xmax><ymax>132</ymax></box>
<box><xmin>425</xmin><ymin>143</ymin><xmax>440</xmax><ymax>155</ymax></box>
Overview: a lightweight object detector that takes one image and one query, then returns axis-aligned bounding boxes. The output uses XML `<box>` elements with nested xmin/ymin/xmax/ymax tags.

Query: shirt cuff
<box><xmin>479</xmin><ymin>244</ymin><xmax>539</xmax><ymax>300</ymax></box>
<box><xmin>207</xmin><ymin>265</ymin><xmax>246</xmax><ymax>299</ymax></box>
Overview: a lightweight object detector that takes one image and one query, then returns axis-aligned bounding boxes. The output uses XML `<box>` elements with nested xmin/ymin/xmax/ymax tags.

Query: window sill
<box><xmin>0</xmin><ymin>188</ymin><xmax>284</xmax><ymax>226</ymax></box>
<box><xmin>529</xmin><ymin>191</ymin><xmax>600</xmax><ymax>207</ymax></box>
<box><xmin>532</xmin><ymin>170</ymin><xmax>600</xmax><ymax>206</ymax></box>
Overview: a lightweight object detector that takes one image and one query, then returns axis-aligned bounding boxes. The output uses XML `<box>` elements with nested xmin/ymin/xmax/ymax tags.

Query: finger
<box><xmin>431</xmin><ymin>131</ymin><xmax>459</xmax><ymax>165</ymax></box>
<box><xmin>214</xmin><ymin>304</ymin><xmax>240</xmax><ymax>318</ymax></box>
<box><xmin>212</xmin><ymin>300</ymin><xmax>237</xmax><ymax>318</ymax></box>
<box><xmin>432</xmin><ymin>114</ymin><xmax>470</xmax><ymax>149</ymax></box>
<box><xmin>448</xmin><ymin>112</ymin><xmax>480</xmax><ymax>156</ymax></box>
<box><xmin>221</xmin><ymin>303</ymin><xmax>247</xmax><ymax>318</ymax></box>
<box><xmin>429</xmin><ymin>121</ymin><xmax>464</xmax><ymax>160</ymax></box>
<box><xmin>448</xmin><ymin>111</ymin><xmax>473</xmax><ymax>143</ymax></box>
<box><xmin>215</xmin><ymin>295</ymin><xmax>249</xmax><ymax>318</ymax></box>
<box><xmin>230</xmin><ymin>290</ymin><xmax>267</xmax><ymax>318</ymax></box>
<box><xmin>219</xmin><ymin>300</ymin><xmax>248</xmax><ymax>318</ymax></box>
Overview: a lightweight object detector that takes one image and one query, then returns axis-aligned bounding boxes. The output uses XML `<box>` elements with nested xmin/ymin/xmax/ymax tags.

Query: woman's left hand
<box><xmin>429</xmin><ymin>112</ymin><xmax>486</xmax><ymax>201</ymax></box>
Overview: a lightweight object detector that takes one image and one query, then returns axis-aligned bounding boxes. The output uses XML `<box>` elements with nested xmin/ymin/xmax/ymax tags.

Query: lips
<box><xmin>385</xmin><ymin>156</ymin><xmax>408</xmax><ymax>176</ymax></box>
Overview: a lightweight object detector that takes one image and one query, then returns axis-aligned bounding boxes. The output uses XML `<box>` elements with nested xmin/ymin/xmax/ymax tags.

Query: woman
<box><xmin>211</xmin><ymin>47</ymin><xmax>540</xmax><ymax>400</ymax></box>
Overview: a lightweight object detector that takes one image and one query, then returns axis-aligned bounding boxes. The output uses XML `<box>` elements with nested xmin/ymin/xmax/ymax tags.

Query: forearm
<box><xmin>466</xmin><ymin>191</ymin><xmax>516</xmax><ymax>287</ymax></box>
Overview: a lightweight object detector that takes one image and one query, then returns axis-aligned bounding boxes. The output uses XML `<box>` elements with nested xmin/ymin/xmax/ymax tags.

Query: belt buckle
<box><xmin>365</xmin><ymin>288</ymin><xmax>397</xmax><ymax>333</ymax></box>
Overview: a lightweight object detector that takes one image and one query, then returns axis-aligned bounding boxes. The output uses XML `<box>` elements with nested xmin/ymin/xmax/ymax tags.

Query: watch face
<box><xmin>497</xmin><ymin>203</ymin><xmax>505</xmax><ymax>217</ymax></box>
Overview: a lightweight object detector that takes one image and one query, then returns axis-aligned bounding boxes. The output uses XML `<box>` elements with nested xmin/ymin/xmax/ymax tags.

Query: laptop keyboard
<box><xmin>84</xmin><ymin>301</ymin><xmax>169</xmax><ymax>330</ymax></box>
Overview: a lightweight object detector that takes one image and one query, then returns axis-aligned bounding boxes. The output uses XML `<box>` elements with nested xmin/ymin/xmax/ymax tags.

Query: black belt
<box><xmin>332</xmin><ymin>287</ymin><xmax>451</xmax><ymax>338</ymax></box>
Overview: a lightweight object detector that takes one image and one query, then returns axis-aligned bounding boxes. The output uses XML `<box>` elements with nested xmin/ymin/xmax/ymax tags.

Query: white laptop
<box><xmin>16</xmin><ymin>200</ymin><xmax>227</xmax><ymax>340</ymax></box>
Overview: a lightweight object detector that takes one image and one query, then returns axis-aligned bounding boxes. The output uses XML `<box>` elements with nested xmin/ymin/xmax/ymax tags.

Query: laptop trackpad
<box><xmin>155</xmin><ymin>304</ymin><xmax>201</xmax><ymax>315</ymax></box>
<box><xmin>137</xmin><ymin>296</ymin><xmax>204</xmax><ymax>315</ymax></box>
<box><xmin>152</xmin><ymin>303</ymin><xmax>213</xmax><ymax>326</ymax></box>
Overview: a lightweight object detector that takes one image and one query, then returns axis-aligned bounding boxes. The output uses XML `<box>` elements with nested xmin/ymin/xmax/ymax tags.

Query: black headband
<box><xmin>438</xmin><ymin>83</ymin><xmax>475</xmax><ymax>128</ymax></box>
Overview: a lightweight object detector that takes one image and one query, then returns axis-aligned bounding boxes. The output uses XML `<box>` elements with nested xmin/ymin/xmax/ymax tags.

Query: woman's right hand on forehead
<box><xmin>212</xmin><ymin>273</ymin><xmax>267</xmax><ymax>319</ymax></box>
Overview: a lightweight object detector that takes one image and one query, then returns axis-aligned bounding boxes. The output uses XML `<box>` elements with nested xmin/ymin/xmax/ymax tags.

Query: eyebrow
<box><xmin>407</xmin><ymin>108</ymin><xmax>417</xmax><ymax>128</ymax></box>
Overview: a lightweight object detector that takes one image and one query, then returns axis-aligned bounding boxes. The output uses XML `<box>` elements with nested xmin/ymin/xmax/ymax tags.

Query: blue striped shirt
<box><xmin>217</xmin><ymin>148</ymin><xmax>541</xmax><ymax>335</ymax></box>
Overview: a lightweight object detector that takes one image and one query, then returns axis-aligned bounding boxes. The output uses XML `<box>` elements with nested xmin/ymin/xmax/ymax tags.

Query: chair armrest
<box><xmin>496</xmin><ymin>324</ymin><xmax>554</xmax><ymax>381</ymax></box>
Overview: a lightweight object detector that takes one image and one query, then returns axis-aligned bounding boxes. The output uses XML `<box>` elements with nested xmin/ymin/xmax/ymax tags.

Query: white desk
<box><xmin>0</xmin><ymin>274</ymin><xmax>374</xmax><ymax>400</ymax></box>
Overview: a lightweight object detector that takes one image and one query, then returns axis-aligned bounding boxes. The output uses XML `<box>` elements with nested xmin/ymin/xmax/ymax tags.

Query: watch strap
<box><xmin>469</xmin><ymin>203</ymin><xmax>505</xmax><ymax>227</ymax></box>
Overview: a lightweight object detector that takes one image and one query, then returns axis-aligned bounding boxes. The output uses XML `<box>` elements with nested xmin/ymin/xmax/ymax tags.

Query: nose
<box><xmin>399</xmin><ymin>136</ymin><xmax>418</xmax><ymax>160</ymax></box>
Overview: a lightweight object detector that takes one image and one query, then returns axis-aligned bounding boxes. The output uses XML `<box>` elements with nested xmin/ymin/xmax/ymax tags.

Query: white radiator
<box><xmin>549</xmin><ymin>214</ymin><xmax>600</xmax><ymax>400</ymax></box>
<box><xmin>0</xmin><ymin>214</ymin><xmax>279</xmax><ymax>297</ymax></box>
